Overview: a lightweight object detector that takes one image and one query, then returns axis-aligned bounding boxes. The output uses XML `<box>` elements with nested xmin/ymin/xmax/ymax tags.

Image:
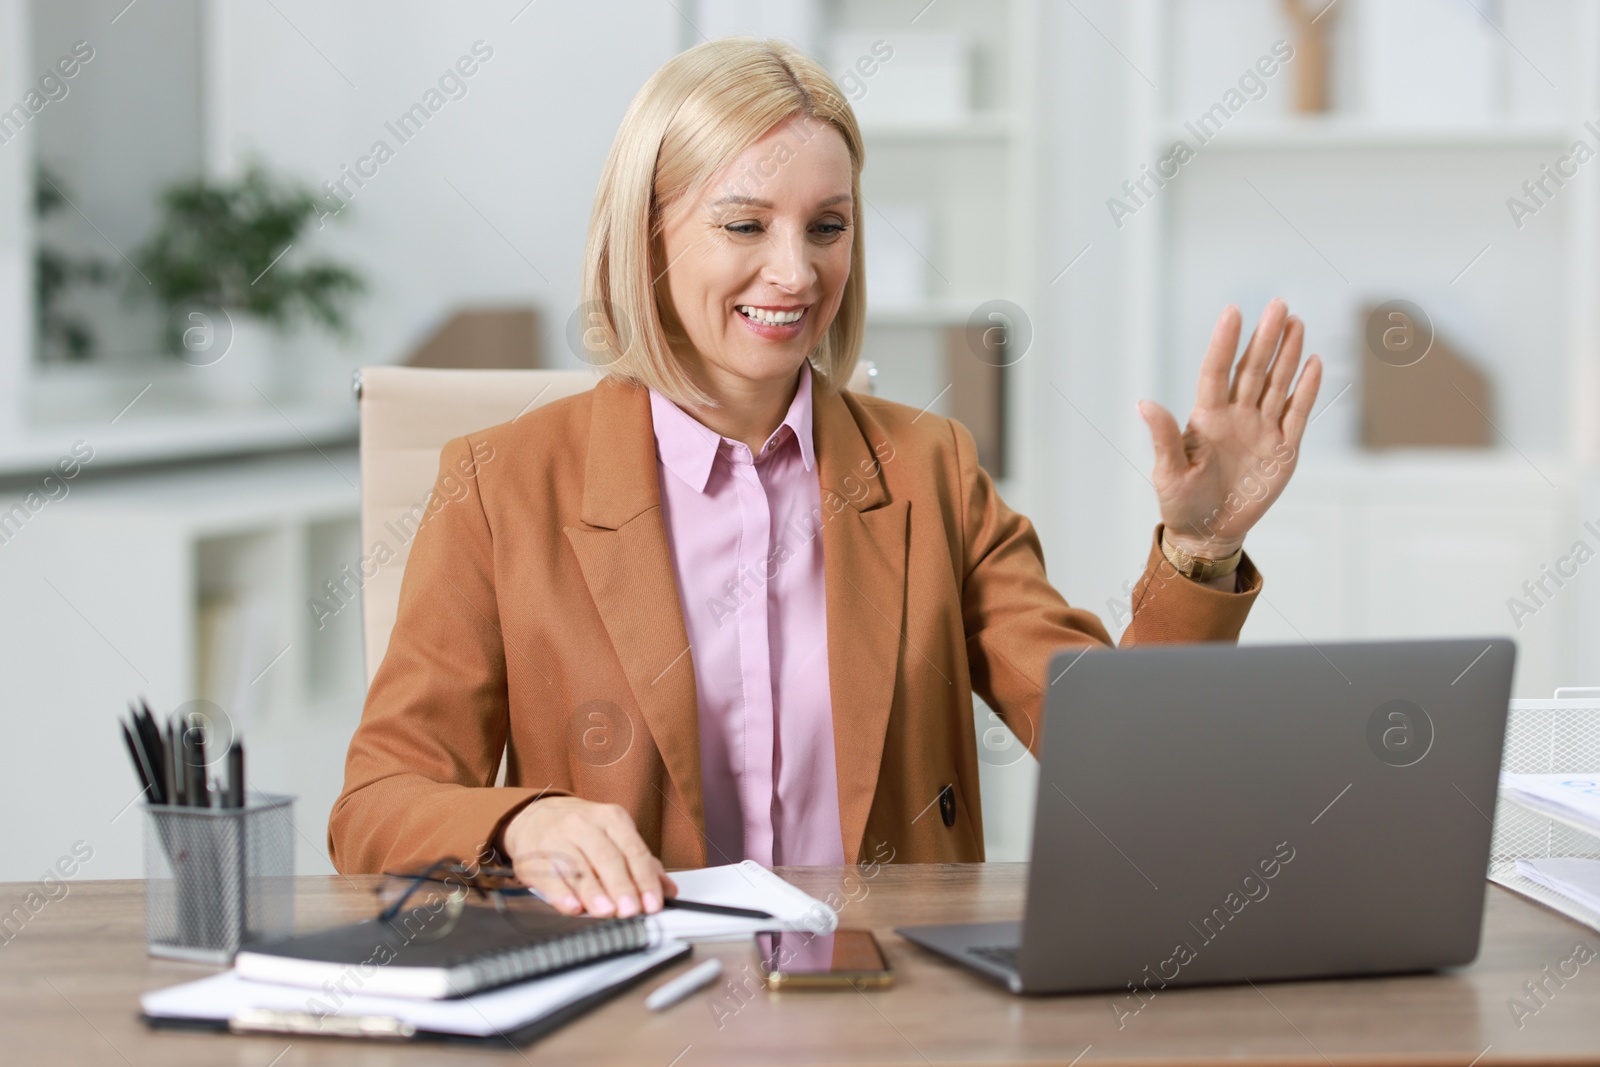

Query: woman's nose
<box><xmin>761</xmin><ymin>227</ymin><xmax>817</xmax><ymax>291</ymax></box>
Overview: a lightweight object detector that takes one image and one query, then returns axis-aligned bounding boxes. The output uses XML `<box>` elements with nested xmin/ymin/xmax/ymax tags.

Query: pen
<box><xmin>226</xmin><ymin>740</ymin><xmax>245</xmax><ymax>809</ymax></box>
<box><xmin>166</xmin><ymin>719</ymin><xmax>181</xmax><ymax>807</ymax></box>
<box><xmin>193</xmin><ymin>719</ymin><xmax>211</xmax><ymax>808</ymax></box>
<box><xmin>662</xmin><ymin>897</ymin><xmax>774</xmax><ymax>920</ymax></box>
<box><xmin>131</xmin><ymin>702</ymin><xmax>167</xmax><ymax>804</ymax></box>
<box><xmin>169</xmin><ymin>715</ymin><xmax>186</xmax><ymax>807</ymax></box>
<box><xmin>515</xmin><ymin>886</ymin><xmax>774</xmax><ymax>920</ymax></box>
<box><xmin>645</xmin><ymin>957</ymin><xmax>722</xmax><ymax>1011</ymax></box>
<box><xmin>120</xmin><ymin>720</ymin><xmax>154</xmax><ymax>799</ymax></box>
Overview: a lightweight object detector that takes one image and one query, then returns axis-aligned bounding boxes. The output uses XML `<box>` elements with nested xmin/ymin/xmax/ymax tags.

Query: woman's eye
<box><xmin>724</xmin><ymin>221</ymin><xmax>849</xmax><ymax>237</ymax></box>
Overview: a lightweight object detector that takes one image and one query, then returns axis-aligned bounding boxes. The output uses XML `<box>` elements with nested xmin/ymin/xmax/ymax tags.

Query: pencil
<box><xmin>120</xmin><ymin>720</ymin><xmax>153</xmax><ymax>799</ymax></box>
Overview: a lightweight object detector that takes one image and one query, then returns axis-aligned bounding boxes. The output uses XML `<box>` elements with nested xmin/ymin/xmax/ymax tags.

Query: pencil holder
<box><xmin>143</xmin><ymin>793</ymin><xmax>296</xmax><ymax>964</ymax></box>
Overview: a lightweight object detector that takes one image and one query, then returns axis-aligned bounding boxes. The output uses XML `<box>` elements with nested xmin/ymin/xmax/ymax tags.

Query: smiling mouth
<box><xmin>736</xmin><ymin>305</ymin><xmax>808</xmax><ymax>326</ymax></box>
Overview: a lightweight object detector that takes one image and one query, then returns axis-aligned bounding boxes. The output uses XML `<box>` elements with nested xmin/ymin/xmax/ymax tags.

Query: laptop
<box><xmin>896</xmin><ymin>637</ymin><xmax>1515</xmax><ymax>996</ymax></box>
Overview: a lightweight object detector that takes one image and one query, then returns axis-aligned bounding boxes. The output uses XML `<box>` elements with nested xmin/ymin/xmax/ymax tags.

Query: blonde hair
<box><xmin>580</xmin><ymin>36</ymin><xmax>866</xmax><ymax>408</ymax></box>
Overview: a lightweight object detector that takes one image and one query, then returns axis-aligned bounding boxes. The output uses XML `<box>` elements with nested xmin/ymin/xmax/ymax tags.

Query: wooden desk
<box><xmin>4</xmin><ymin>864</ymin><xmax>1599</xmax><ymax>1065</ymax></box>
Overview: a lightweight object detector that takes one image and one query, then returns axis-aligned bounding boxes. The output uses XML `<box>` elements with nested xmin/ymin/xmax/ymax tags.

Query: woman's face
<box><xmin>655</xmin><ymin>114</ymin><xmax>854</xmax><ymax>396</ymax></box>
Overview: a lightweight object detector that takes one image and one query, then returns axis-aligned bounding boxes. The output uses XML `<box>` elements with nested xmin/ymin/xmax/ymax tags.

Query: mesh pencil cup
<box><xmin>143</xmin><ymin>793</ymin><xmax>295</xmax><ymax>963</ymax></box>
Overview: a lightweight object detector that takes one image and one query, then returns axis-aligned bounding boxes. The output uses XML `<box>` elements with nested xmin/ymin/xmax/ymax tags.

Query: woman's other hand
<box><xmin>1137</xmin><ymin>297</ymin><xmax>1322</xmax><ymax>559</ymax></box>
<box><xmin>501</xmin><ymin>796</ymin><xmax>678</xmax><ymax>917</ymax></box>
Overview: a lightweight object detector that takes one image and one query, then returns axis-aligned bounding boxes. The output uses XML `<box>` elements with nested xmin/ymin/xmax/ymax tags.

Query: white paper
<box><xmin>1501</xmin><ymin>773</ymin><xmax>1600</xmax><ymax>835</ymax></box>
<box><xmin>141</xmin><ymin>939</ymin><xmax>690</xmax><ymax>1038</ymax></box>
<box><xmin>648</xmin><ymin>861</ymin><xmax>837</xmax><ymax>943</ymax></box>
<box><xmin>1515</xmin><ymin>858</ymin><xmax>1600</xmax><ymax>916</ymax></box>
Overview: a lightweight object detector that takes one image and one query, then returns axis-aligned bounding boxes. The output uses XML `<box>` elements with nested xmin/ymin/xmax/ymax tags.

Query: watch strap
<box><xmin>1159</xmin><ymin>530</ymin><xmax>1243</xmax><ymax>583</ymax></box>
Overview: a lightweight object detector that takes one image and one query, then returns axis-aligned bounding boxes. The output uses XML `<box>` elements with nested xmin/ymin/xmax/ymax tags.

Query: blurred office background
<box><xmin>0</xmin><ymin>0</ymin><xmax>1597</xmax><ymax>881</ymax></box>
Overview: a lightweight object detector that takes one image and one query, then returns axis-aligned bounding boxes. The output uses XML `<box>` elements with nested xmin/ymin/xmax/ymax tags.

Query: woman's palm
<box><xmin>1138</xmin><ymin>299</ymin><xmax>1322</xmax><ymax>556</ymax></box>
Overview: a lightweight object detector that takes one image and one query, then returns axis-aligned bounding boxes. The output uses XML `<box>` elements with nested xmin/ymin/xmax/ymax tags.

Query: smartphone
<box><xmin>755</xmin><ymin>929</ymin><xmax>893</xmax><ymax>989</ymax></box>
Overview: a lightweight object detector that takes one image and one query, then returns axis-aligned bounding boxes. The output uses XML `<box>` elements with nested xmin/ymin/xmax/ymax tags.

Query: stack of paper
<box><xmin>1500</xmin><ymin>773</ymin><xmax>1600</xmax><ymax>835</ymax></box>
<box><xmin>649</xmin><ymin>861</ymin><xmax>838</xmax><ymax>942</ymax></box>
<box><xmin>1515</xmin><ymin>858</ymin><xmax>1600</xmax><ymax>916</ymax></box>
<box><xmin>141</xmin><ymin>940</ymin><xmax>690</xmax><ymax>1041</ymax></box>
<box><xmin>141</xmin><ymin>863</ymin><xmax>836</xmax><ymax>1044</ymax></box>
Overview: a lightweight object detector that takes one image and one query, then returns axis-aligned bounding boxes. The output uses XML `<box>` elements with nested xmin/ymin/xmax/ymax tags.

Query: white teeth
<box><xmin>737</xmin><ymin>305</ymin><xmax>804</xmax><ymax>326</ymax></box>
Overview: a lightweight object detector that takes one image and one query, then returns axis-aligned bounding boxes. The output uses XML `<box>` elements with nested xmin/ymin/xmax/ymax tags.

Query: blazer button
<box><xmin>938</xmin><ymin>784</ymin><xmax>956</xmax><ymax>827</ymax></box>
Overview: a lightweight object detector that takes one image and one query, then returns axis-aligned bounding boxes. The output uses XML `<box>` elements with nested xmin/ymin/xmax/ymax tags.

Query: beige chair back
<box><xmin>357</xmin><ymin>367</ymin><xmax>599</xmax><ymax>684</ymax></box>
<box><xmin>356</xmin><ymin>361</ymin><xmax>875</xmax><ymax>685</ymax></box>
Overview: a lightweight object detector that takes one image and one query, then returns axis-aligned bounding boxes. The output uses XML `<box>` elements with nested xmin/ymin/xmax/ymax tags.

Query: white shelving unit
<box><xmin>0</xmin><ymin>0</ymin><xmax>373</xmax><ymax>883</ymax></box>
<box><xmin>0</xmin><ymin>399</ymin><xmax>357</xmax><ymax>479</ymax></box>
<box><xmin>832</xmin><ymin>0</ymin><xmax>1040</xmax><ymax>510</ymax></box>
<box><xmin>0</xmin><ymin>448</ymin><xmax>364</xmax><ymax>882</ymax></box>
<box><xmin>1112</xmin><ymin>0</ymin><xmax>1600</xmax><ymax>698</ymax></box>
<box><xmin>684</xmin><ymin>0</ymin><xmax>1040</xmax><ymax>503</ymax></box>
<box><xmin>1154</xmin><ymin>119</ymin><xmax>1573</xmax><ymax>151</ymax></box>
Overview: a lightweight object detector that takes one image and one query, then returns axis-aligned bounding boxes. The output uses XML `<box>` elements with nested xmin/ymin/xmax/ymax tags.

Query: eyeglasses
<box><xmin>376</xmin><ymin>859</ymin><xmax>552</xmax><ymax>941</ymax></box>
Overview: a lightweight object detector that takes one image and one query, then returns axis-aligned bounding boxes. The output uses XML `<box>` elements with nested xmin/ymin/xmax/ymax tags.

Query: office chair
<box><xmin>354</xmin><ymin>359</ymin><xmax>877</xmax><ymax>688</ymax></box>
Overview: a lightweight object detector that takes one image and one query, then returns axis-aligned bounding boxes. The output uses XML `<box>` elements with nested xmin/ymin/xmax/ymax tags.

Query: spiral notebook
<box><xmin>234</xmin><ymin>903</ymin><xmax>649</xmax><ymax>999</ymax></box>
<box><xmin>143</xmin><ymin>940</ymin><xmax>692</xmax><ymax>1046</ymax></box>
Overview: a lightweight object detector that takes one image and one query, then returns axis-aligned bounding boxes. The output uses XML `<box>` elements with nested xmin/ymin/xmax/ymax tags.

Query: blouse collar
<box><xmin>648</xmin><ymin>364</ymin><xmax>816</xmax><ymax>494</ymax></box>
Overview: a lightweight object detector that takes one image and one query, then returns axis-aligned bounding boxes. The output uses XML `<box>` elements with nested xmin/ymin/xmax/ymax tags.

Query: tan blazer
<box><xmin>328</xmin><ymin>365</ymin><xmax>1261</xmax><ymax>873</ymax></box>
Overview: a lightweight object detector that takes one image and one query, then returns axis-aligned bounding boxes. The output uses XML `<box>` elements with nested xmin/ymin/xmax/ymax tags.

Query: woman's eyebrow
<box><xmin>708</xmin><ymin>193</ymin><xmax>853</xmax><ymax>209</ymax></box>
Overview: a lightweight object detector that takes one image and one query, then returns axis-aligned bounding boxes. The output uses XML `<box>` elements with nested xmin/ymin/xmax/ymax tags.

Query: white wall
<box><xmin>205</xmin><ymin>0</ymin><xmax>681</xmax><ymax>403</ymax></box>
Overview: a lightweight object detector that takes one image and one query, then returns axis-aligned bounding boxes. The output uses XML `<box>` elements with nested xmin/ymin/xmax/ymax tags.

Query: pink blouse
<box><xmin>647</xmin><ymin>366</ymin><xmax>847</xmax><ymax>867</ymax></box>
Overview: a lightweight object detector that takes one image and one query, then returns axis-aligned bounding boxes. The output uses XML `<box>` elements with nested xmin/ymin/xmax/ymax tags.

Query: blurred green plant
<box><xmin>135</xmin><ymin>163</ymin><xmax>364</xmax><ymax>352</ymax></box>
<box><xmin>34</xmin><ymin>162</ymin><xmax>115</xmax><ymax>362</ymax></box>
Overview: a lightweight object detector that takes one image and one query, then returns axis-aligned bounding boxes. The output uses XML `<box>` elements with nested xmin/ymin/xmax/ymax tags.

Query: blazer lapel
<box><xmin>812</xmin><ymin>366</ymin><xmax>910</xmax><ymax>863</ymax></box>
<box><xmin>563</xmin><ymin>376</ymin><xmax>706</xmax><ymax>865</ymax></box>
<box><xmin>563</xmin><ymin>368</ymin><xmax>911</xmax><ymax>868</ymax></box>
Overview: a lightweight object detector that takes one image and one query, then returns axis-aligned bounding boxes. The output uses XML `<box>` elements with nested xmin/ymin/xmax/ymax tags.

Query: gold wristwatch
<box><xmin>1160</xmin><ymin>530</ymin><xmax>1243</xmax><ymax>583</ymax></box>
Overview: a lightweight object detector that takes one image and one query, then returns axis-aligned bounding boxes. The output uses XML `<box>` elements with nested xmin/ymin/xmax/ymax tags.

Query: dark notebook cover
<box><xmin>234</xmin><ymin>903</ymin><xmax>649</xmax><ymax>998</ymax></box>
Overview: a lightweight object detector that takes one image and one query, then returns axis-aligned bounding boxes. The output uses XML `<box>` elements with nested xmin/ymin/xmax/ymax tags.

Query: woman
<box><xmin>328</xmin><ymin>37</ymin><xmax>1320</xmax><ymax>921</ymax></box>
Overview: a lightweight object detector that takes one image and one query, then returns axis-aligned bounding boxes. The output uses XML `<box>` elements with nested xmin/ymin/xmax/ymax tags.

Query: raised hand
<box><xmin>1137</xmin><ymin>298</ymin><xmax>1322</xmax><ymax>559</ymax></box>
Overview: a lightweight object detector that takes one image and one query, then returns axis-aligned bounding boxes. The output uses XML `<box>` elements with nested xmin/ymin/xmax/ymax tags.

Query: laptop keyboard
<box><xmin>968</xmin><ymin>944</ymin><xmax>1021</xmax><ymax>972</ymax></box>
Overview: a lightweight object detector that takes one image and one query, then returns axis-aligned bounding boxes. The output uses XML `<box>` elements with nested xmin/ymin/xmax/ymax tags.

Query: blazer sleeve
<box><xmin>327</xmin><ymin>435</ymin><xmax>571</xmax><ymax>874</ymax></box>
<box><xmin>952</xmin><ymin>418</ymin><xmax>1261</xmax><ymax>758</ymax></box>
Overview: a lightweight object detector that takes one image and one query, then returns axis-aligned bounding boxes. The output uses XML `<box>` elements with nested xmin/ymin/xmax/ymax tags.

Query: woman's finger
<box><xmin>1231</xmin><ymin>298</ymin><xmax>1287</xmax><ymax>407</ymax></box>
<box><xmin>599</xmin><ymin>803</ymin><xmax>671</xmax><ymax>911</ymax></box>
<box><xmin>1280</xmin><ymin>354</ymin><xmax>1324</xmax><ymax>446</ymax></box>
<box><xmin>511</xmin><ymin>847</ymin><xmax>584</xmax><ymax>914</ymax></box>
<box><xmin>603</xmin><ymin>812</ymin><xmax>672</xmax><ymax>913</ymax></box>
<box><xmin>1196</xmin><ymin>305</ymin><xmax>1241</xmax><ymax>410</ymax></box>
<box><xmin>1137</xmin><ymin>399</ymin><xmax>1187</xmax><ymax>484</ymax></box>
<box><xmin>547</xmin><ymin>838</ymin><xmax>616</xmax><ymax>916</ymax></box>
<box><xmin>570</xmin><ymin>811</ymin><xmax>647</xmax><ymax>917</ymax></box>
<box><xmin>1259</xmin><ymin>315</ymin><xmax>1305</xmax><ymax>420</ymax></box>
